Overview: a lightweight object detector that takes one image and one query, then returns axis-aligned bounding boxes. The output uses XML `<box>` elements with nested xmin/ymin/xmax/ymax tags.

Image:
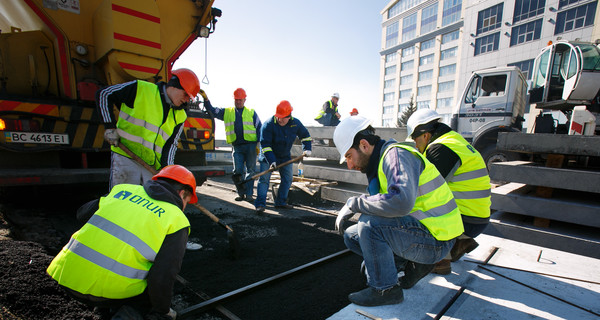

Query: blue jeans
<box><xmin>232</xmin><ymin>143</ymin><xmax>257</xmax><ymax>198</ymax></box>
<box><xmin>343</xmin><ymin>214</ymin><xmax>455</xmax><ymax>290</ymax></box>
<box><xmin>254</xmin><ymin>159</ymin><xmax>293</xmax><ymax>208</ymax></box>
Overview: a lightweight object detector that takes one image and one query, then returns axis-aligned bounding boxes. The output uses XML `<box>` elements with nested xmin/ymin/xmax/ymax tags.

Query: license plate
<box><xmin>4</xmin><ymin>132</ymin><xmax>70</xmax><ymax>145</ymax></box>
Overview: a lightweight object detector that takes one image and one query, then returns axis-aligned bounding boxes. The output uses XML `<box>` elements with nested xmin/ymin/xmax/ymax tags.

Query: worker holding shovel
<box><xmin>255</xmin><ymin>100</ymin><xmax>312</xmax><ymax>213</ymax></box>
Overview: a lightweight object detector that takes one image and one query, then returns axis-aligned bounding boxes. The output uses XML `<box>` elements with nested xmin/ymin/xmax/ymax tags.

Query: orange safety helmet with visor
<box><xmin>152</xmin><ymin>165</ymin><xmax>198</xmax><ymax>203</ymax></box>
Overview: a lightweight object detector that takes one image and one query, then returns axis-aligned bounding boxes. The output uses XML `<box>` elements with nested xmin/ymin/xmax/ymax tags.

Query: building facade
<box><xmin>379</xmin><ymin>0</ymin><xmax>600</xmax><ymax>127</ymax></box>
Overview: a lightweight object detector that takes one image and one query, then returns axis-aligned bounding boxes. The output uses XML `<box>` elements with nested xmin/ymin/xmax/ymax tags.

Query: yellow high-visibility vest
<box><xmin>378</xmin><ymin>144</ymin><xmax>463</xmax><ymax>241</ymax></box>
<box><xmin>314</xmin><ymin>100</ymin><xmax>338</xmax><ymax>120</ymax></box>
<box><xmin>224</xmin><ymin>107</ymin><xmax>257</xmax><ymax>144</ymax></box>
<box><xmin>47</xmin><ymin>184</ymin><xmax>190</xmax><ymax>299</ymax></box>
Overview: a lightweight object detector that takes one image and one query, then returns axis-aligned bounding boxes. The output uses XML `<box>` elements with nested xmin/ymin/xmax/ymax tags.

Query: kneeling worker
<box><xmin>47</xmin><ymin>165</ymin><xmax>198</xmax><ymax>320</ymax></box>
<box><xmin>333</xmin><ymin>116</ymin><xmax>463</xmax><ymax>306</ymax></box>
<box><xmin>406</xmin><ymin>109</ymin><xmax>491</xmax><ymax>274</ymax></box>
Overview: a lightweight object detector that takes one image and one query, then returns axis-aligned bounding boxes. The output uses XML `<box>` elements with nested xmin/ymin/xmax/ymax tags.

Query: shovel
<box><xmin>117</xmin><ymin>142</ymin><xmax>241</xmax><ymax>259</ymax></box>
<box><xmin>232</xmin><ymin>154</ymin><xmax>305</xmax><ymax>195</ymax></box>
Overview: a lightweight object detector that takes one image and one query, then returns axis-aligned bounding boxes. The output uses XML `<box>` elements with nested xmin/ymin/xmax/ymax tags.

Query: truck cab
<box><xmin>451</xmin><ymin>66</ymin><xmax>527</xmax><ymax>167</ymax></box>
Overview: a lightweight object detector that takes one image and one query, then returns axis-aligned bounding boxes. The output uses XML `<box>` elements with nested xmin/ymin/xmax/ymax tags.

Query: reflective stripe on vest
<box><xmin>314</xmin><ymin>100</ymin><xmax>338</xmax><ymax>119</ymax></box>
<box><xmin>427</xmin><ymin>131</ymin><xmax>491</xmax><ymax>218</ymax></box>
<box><xmin>47</xmin><ymin>184</ymin><xmax>190</xmax><ymax>299</ymax></box>
<box><xmin>111</xmin><ymin>80</ymin><xmax>187</xmax><ymax>170</ymax></box>
<box><xmin>224</xmin><ymin>107</ymin><xmax>257</xmax><ymax>144</ymax></box>
<box><xmin>378</xmin><ymin>144</ymin><xmax>463</xmax><ymax>241</ymax></box>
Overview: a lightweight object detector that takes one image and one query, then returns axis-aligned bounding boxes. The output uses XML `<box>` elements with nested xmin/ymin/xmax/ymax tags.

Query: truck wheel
<box><xmin>480</xmin><ymin>145</ymin><xmax>519</xmax><ymax>170</ymax></box>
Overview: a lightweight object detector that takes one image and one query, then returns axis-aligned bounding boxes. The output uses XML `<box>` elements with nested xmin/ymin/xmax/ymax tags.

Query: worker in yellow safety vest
<box><xmin>406</xmin><ymin>109</ymin><xmax>491</xmax><ymax>275</ymax></box>
<box><xmin>47</xmin><ymin>165</ymin><xmax>197</xmax><ymax>320</ymax></box>
<box><xmin>199</xmin><ymin>88</ymin><xmax>262</xmax><ymax>202</ymax></box>
<box><xmin>314</xmin><ymin>92</ymin><xmax>341</xmax><ymax>126</ymax></box>
<box><xmin>97</xmin><ymin>68</ymin><xmax>201</xmax><ymax>190</ymax></box>
<box><xmin>333</xmin><ymin>116</ymin><xmax>463</xmax><ymax>307</ymax></box>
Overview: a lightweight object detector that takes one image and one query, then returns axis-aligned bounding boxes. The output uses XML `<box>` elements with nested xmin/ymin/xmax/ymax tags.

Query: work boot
<box><xmin>256</xmin><ymin>206</ymin><xmax>265</xmax><ymax>214</ymax></box>
<box><xmin>432</xmin><ymin>259</ymin><xmax>451</xmax><ymax>275</ymax></box>
<box><xmin>450</xmin><ymin>238</ymin><xmax>479</xmax><ymax>262</ymax></box>
<box><xmin>245</xmin><ymin>195</ymin><xmax>254</xmax><ymax>203</ymax></box>
<box><xmin>234</xmin><ymin>195</ymin><xmax>245</xmax><ymax>201</ymax></box>
<box><xmin>400</xmin><ymin>261</ymin><xmax>435</xmax><ymax>289</ymax></box>
<box><xmin>275</xmin><ymin>204</ymin><xmax>293</xmax><ymax>209</ymax></box>
<box><xmin>348</xmin><ymin>285</ymin><xmax>404</xmax><ymax>306</ymax></box>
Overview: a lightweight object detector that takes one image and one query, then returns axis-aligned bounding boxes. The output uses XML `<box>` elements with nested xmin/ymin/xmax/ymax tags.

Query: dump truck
<box><xmin>0</xmin><ymin>0</ymin><xmax>224</xmax><ymax>187</ymax></box>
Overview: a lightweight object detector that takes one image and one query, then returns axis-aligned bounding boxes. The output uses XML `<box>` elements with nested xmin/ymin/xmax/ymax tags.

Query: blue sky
<box><xmin>174</xmin><ymin>0</ymin><xmax>390</xmax><ymax>138</ymax></box>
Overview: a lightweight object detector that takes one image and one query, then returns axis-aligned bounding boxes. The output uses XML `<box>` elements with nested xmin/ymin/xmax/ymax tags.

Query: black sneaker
<box><xmin>450</xmin><ymin>238</ymin><xmax>479</xmax><ymax>262</ymax></box>
<box><xmin>400</xmin><ymin>261</ymin><xmax>435</xmax><ymax>289</ymax></box>
<box><xmin>348</xmin><ymin>285</ymin><xmax>404</xmax><ymax>306</ymax></box>
<box><xmin>256</xmin><ymin>206</ymin><xmax>265</xmax><ymax>214</ymax></box>
<box><xmin>245</xmin><ymin>195</ymin><xmax>254</xmax><ymax>203</ymax></box>
<box><xmin>234</xmin><ymin>195</ymin><xmax>245</xmax><ymax>201</ymax></box>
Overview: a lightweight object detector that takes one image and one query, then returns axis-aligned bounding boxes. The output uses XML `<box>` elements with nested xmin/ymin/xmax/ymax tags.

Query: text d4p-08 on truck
<box><xmin>0</xmin><ymin>0</ymin><xmax>224</xmax><ymax>187</ymax></box>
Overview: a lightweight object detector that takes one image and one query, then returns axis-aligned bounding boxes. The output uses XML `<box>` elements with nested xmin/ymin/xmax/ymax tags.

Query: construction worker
<box><xmin>200</xmin><ymin>88</ymin><xmax>262</xmax><ymax>202</ymax></box>
<box><xmin>406</xmin><ymin>109</ymin><xmax>491</xmax><ymax>274</ymax></box>
<box><xmin>47</xmin><ymin>165</ymin><xmax>197</xmax><ymax>320</ymax></box>
<box><xmin>255</xmin><ymin>100</ymin><xmax>312</xmax><ymax>213</ymax></box>
<box><xmin>350</xmin><ymin>108</ymin><xmax>359</xmax><ymax>116</ymax></box>
<box><xmin>314</xmin><ymin>92</ymin><xmax>341</xmax><ymax>126</ymax></box>
<box><xmin>97</xmin><ymin>68</ymin><xmax>200</xmax><ymax>190</ymax></box>
<box><xmin>333</xmin><ymin>116</ymin><xmax>463</xmax><ymax>307</ymax></box>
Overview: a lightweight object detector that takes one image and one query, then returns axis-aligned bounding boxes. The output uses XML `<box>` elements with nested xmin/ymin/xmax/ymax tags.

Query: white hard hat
<box><xmin>406</xmin><ymin>108</ymin><xmax>442</xmax><ymax>141</ymax></box>
<box><xmin>332</xmin><ymin>92</ymin><xmax>340</xmax><ymax>99</ymax></box>
<box><xmin>333</xmin><ymin>116</ymin><xmax>372</xmax><ymax>164</ymax></box>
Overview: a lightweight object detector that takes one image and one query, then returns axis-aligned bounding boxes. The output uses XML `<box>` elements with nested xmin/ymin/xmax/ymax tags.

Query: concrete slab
<box><xmin>327</xmin><ymin>234</ymin><xmax>600</xmax><ymax>320</ymax></box>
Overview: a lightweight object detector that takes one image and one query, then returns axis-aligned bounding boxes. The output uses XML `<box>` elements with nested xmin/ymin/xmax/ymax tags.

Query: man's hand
<box><xmin>198</xmin><ymin>89</ymin><xmax>209</xmax><ymax>101</ymax></box>
<box><xmin>335</xmin><ymin>112</ymin><xmax>341</xmax><ymax>119</ymax></box>
<box><xmin>303</xmin><ymin>150</ymin><xmax>312</xmax><ymax>157</ymax></box>
<box><xmin>103</xmin><ymin>128</ymin><xmax>120</xmax><ymax>147</ymax></box>
<box><xmin>269</xmin><ymin>162</ymin><xmax>277</xmax><ymax>170</ymax></box>
<box><xmin>335</xmin><ymin>204</ymin><xmax>354</xmax><ymax>235</ymax></box>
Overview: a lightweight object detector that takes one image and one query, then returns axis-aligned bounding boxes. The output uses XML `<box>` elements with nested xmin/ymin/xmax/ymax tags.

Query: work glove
<box><xmin>103</xmin><ymin>128</ymin><xmax>120</xmax><ymax>147</ymax></box>
<box><xmin>335</xmin><ymin>204</ymin><xmax>354</xmax><ymax>235</ymax></box>
<box><xmin>198</xmin><ymin>89</ymin><xmax>209</xmax><ymax>101</ymax></box>
<box><xmin>269</xmin><ymin>162</ymin><xmax>277</xmax><ymax>170</ymax></box>
<box><xmin>303</xmin><ymin>150</ymin><xmax>312</xmax><ymax>157</ymax></box>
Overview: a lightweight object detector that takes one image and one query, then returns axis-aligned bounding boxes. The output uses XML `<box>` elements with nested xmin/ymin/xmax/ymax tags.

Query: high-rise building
<box><xmin>379</xmin><ymin>0</ymin><xmax>600</xmax><ymax>127</ymax></box>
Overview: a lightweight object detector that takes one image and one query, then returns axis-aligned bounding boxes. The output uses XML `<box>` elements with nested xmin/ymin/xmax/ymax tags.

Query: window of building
<box><xmin>386</xmin><ymin>22</ymin><xmax>399</xmax><ymax>48</ymax></box>
<box><xmin>437</xmin><ymin>97</ymin><xmax>454</xmax><ymax>108</ymax></box>
<box><xmin>417</xmin><ymin>101</ymin><xmax>431</xmax><ymax>109</ymax></box>
<box><xmin>474</xmin><ymin>32</ymin><xmax>500</xmax><ymax>56</ymax></box>
<box><xmin>384</xmin><ymin>79</ymin><xmax>396</xmax><ymax>89</ymax></box>
<box><xmin>559</xmin><ymin>0</ymin><xmax>585</xmax><ymax>9</ymax></box>
<box><xmin>477</xmin><ymin>3</ymin><xmax>503</xmax><ymax>35</ymax></box>
<box><xmin>421</xmin><ymin>38</ymin><xmax>436</xmax><ymax>51</ymax></box>
<box><xmin>385</xmin><ymin>52</ymin><xmax>398</xmax><ymax>63</ymax></box>
<box><xmin>384</xmin><ymin>92</ymin><xmax>396</xmax><ymax>102</ymax></box>
<box><xmin>388</xmin><ymin>0</ymin><xmax>429</xmax><ymax>19</ymax></box>
<box><xmin>554</xmin><ymin>2</ymin><xmax>597</xmax><ymax>35</ymax></box>
<box><xmin>385</xmin><ymin>65</ymin><xmax>397</xmax><ymax>76</ymax></box>
<box><xmin>383</xmin><ymin>105</ymin><xmax>394</xmax><ymax>114</ymax></box>
<box><xmin>400</xmin><ymin>74</ymin><xmax>413</xmax><ymax>85</ymax></box>
<box><xmin>398</xmin><ymin>103</ymin><xmax>411</xmax><ymax>112</ymax></box>
<box><xmin>403</xmin><ymin>13</ymin><xmax>418</xmax><ymax>42</ymax></box>
<box><xmin>421</xmin><ymin>3</ymin><xmax>439</xmax><ymax>34</ymax></box>
<box><xmin>510</xmin><ymin>19</ymin><xmax>543</xmax><ymax>46</ymax></box>
<box><xmin>400</xmin><ymin>89</ymin><xmax>412</xmax><ymax>99</ymax></box>
<box><xmin>419</xmin><ymin>69</ymin><xmax>433</xmax><ymax>81</ymax></box>
<box><xmin>403</xmin><ymin>46</ymin><xmax>415</xmax><ymax>57</ymax></box>
<box><xmin>508</xmin><ymin>59</ymin><xmax>535</xmax><ymax>79</ymax></box>
<box><xmin>513</xmin><ymin>0</ymin><xmax>545</xmax><ymax>23</ymax></box>
<box><xmin>442</xmin><ymin>0</ymin><xmax>462</xmax><ymax>26</ymax></box>
<box><xmin>418</xmin><ymin>85</ymin><xmax>432</xmax><ymax>96</ymax></box>
<box><xmin>420</xmin><ymin>54</ymin><xmax>435</xmax><ymax>66</ymax></box>
<box><xmin>439</xmin><ymin>63</ymin><xmax>457</xmax><ymax>76</ymax></box>
<box><xmin>401</xmin><ymin>60</ymin><xmax>414</xmax><ymax>71</ymax></box>
<box><xmin>438</xmin><ymin>80</ymin><xmax>455</xmax><ymax>92</ymax></box>
<box><xmin>442</xmin><ymin>30</ymin><xmax>460</xmax><ymax>44</ymax></box>
<box><xmin>441</xmin><ymin>47</ymin><xmax>458</xmax><ymax>60</ymax></box>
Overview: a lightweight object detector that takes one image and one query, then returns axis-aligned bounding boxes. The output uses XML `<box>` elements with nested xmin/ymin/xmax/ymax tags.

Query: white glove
<box><xmin>335</xmin><ymin>204</ymin><xmax>354</xmax><ymax>235</ymax></box>
<box><xmin>166</xmin><ymin>308</ymin><xmax>177</xmax><ymax>320</ymax></box>
<box><xmin>303</xmin><ymin>150</ymin><xmax>312</xmax><ymax>157</ymax></box>
<box><xmin>103</xmin><ymin>128</ymin><xmax>120</xmax><ymax>146</ymax></box>
<box><xmin>269</xmin><ymin>162</ymin><xmax>277</xmax><ymax>170</ymax></box>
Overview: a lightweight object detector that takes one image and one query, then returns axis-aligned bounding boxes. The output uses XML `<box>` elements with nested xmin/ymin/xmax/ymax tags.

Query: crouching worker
<box><xmin>47</xmin><ymin>165</ymin><xmax>198</xmax><ymax>320</ymax></box>
<box><xmin>333</xmin><ymin>116</ymin><xmax>463</xmax><ymax>307</ymax></box>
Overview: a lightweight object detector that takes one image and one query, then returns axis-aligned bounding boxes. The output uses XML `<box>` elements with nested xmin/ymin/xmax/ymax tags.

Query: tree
<box><xmin>398</xmin><ymin>95</ymin><xmax>417</xmax><ymax>127</ymax></box>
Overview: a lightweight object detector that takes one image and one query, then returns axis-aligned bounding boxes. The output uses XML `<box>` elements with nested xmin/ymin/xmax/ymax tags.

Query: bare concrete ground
<box><xmin>0</xmin><ymin>178</ymin><xmax>365</xmax><ymax>320</ymax></box>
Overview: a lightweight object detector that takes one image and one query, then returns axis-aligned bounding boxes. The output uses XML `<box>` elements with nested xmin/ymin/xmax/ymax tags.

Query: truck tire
<box><xmin>480</xmin><ymin>145</ymin><xmax>520</xmax><ymax>170</ymax></box>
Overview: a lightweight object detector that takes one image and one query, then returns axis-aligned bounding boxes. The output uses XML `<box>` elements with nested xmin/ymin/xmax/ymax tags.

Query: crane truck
<box><xmin>0</xmin><ymin>0</ymin><xmax>224</xmax><ymax>187</ymax></box>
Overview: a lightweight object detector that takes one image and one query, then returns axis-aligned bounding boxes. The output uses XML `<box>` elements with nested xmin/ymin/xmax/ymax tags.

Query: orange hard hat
<box><xmin>152</xmin><ymin>165</ymin><xmax>198</xmax><ymax>203</ymax></box>
<box><xmin>233</xmin><ymin>88</ymin><xmax>247</xmax><ymax>99</ymax></box>
<box><xmin>275</xmin><ymin>100</ymin><xmax>293</xmax><ymax>118</ymax></box>
<box><xmin>172</xmin><ymin>68</ymin><xmax>200</xmax><ymax>98</ymax></box>
<box><xmin>350</xmin><ymin>108</ymin><xmax>359</xmax><ymax>115</ymax></box>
